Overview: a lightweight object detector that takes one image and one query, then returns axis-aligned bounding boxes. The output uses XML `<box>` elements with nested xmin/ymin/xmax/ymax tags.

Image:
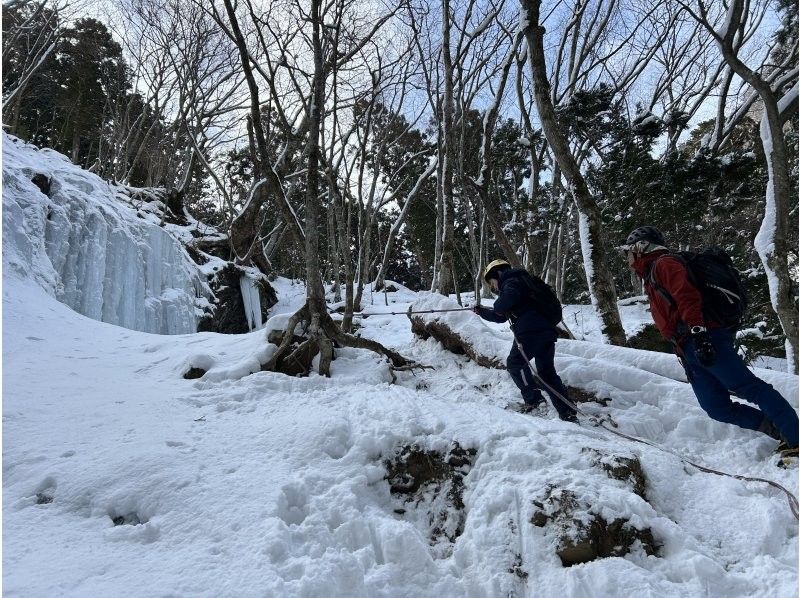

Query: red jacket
<box><xmin>633</xmin><ymin>250</ymin><xmax>708</xmax><ymax>343</ymax></box>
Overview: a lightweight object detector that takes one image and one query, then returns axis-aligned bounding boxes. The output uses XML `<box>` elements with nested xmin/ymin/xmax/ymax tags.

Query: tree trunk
<box><xmin>328</xmin><ymin>194</ymin><xmax>342</xmax><ymax>302</ymax></box>
<box><xmin>436</xmin><ymin>0</ymin><xmax>455</xmax><ymax>296</ymax></box>
<box><xmin>520</xmin><ymin>0</ymin><xmax>626</xmax><ymax>345</ymax></box>
<box><xmin>471</xmin><ymin>34</ymin><xmax>523</xmax><ymax>269</ymax></box>
<box><xmin>431</xmin><ymin>131</ymin><xmax>444</xmax><ymax>292</ymax></box>
<box><xmin>302</xmin><ymin>0</ymin><xmax>335</xmax><ymax>374</ymax></box>
<box><xmin>706</xmin><ymin>0</ymin><xmax>798</xmax><ymax>372</ymax></box>
<box><xmin>223</xmin><ymin>0</ymin><xmax>304</xmax><ymax>268</ymax></box>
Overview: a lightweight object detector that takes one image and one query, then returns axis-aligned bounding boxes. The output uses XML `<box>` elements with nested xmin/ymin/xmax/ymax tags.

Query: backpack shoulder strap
<box><xmin>646</xmin><ymin>255</ymin><xmax>676</xmax><ymax>307</ymax></box>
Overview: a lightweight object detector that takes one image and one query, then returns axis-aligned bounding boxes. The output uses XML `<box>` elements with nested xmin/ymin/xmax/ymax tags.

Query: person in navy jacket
<box><xmin>622</xmin><ymin>226</ymin><xmax>798</xmax><ymax>450</ymax></box>
<box><xmin>473</xmin><ymin>259</ymin><xmax>578</xmax><ymax>422</ymax></box>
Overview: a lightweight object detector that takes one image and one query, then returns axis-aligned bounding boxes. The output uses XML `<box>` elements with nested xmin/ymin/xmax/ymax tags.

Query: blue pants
<box><xmin>683</xmin><ymin>328</ymin><xmax>799</xmax><ymax>447</ymax></box>
<box><xmin>506</xmin><ymin>339</ymin><xmax>575</xmax><ymax>417</ymax></box>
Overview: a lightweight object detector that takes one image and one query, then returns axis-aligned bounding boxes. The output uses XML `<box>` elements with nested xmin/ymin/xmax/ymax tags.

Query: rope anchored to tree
<box><xmin>329</xmin><ymin>306</ymin><xmax>474</xmax><ymax>317</ymax></box>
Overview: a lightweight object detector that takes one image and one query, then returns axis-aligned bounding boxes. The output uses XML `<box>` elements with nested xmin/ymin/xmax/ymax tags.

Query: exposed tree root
<box><xmin>262</xmin><ymin>301</ymin><xmax>414</xmax><ymax>377</ymax></box>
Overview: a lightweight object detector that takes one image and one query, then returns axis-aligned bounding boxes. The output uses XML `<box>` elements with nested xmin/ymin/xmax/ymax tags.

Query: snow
<box><xmin>753</xmin><ymin>99</ymin><xmax>795</xmax><ymax>373</ymax></box>
<box><xmin>4</xmin><ymin>161</ymin><xmax>799</xmax><ymax>596</ymax></box>
<box><xmin>2</xmin><ymin>134</ymin><xmax>208</xmax><ymax>334</ymax></box>
<box><xmin>4</xmin><ymin>270</ymin><xmax>798</xmax><ymax>596</ymax></box>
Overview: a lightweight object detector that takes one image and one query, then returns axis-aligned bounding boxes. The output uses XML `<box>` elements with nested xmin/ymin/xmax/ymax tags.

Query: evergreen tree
<box><xmin>52</xmin><ymin>18</ymin><xmax>126</xmax><ymax>166</ymax></box>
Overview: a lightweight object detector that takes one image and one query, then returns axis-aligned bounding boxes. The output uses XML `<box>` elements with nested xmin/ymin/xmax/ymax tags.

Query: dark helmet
<box><xmin>624</xmin><ymin>226</ymin><xmax>665</xmax><ymax>247</ymax></box>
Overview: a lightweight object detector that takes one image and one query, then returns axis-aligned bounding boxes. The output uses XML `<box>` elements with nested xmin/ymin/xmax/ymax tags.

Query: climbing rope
<box><xmin>326</xmin><ymin>301</ymin><xmax>800</xmax><ymax>518</ymax></box>
<box><xmin>329</xmin><ymin>306</ymin><xmax>473</xmax><ymax>317</ymax></box>
<box><xmin>513</xmin><ymin>336</ymin><xmax>800</xmax><ymax>521</ymax></box>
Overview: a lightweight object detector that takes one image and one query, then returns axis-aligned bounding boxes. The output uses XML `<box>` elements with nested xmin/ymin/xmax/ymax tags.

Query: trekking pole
<box><xmin>510</xmin><ymin>330</ymin><xmax>800</xmax><ymax>521</ymax></box>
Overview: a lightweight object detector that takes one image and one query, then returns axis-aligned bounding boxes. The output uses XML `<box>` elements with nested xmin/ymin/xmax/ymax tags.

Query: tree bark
<box><xmin>436</xmin><ymin>0</ymin><xmax>456</xmax><ymax>296</ymax></box>
<box><xmin>688</xmin><ymin>0</ymin><xmax>798</xmax><ymax>371</ymax></box>
<box><xmin>471</xmin><ymin>34</ymin><xmax>523</xmax><ymax>269</ymax></box>
<box><xmin>520</xmin><ymin>0</ymin><xmax>626</xmax><ymax>345</ymax></box>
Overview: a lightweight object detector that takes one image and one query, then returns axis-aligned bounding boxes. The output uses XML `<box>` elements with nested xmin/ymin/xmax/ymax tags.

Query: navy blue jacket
<box><xmin>476</xmin><ymin>268</ymin><xmax>556</xmax><ymax>343</ymax></box>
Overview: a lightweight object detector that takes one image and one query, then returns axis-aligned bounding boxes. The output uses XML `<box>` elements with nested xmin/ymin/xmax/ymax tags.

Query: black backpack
<box><xmin>518</xmin><ymin>270</ymin><xmax>563</xmax><ymax>326</ymax></box>
<box><xmin>648</xmin><ymin>248</ymin><xmax>748</xmax><ymax>329</ymax></box>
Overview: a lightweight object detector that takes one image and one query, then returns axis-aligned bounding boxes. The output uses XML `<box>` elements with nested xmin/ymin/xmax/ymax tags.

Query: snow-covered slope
<box><xmin>2</xmin><ymin>134</ymin><xmax>207</xmax><ymax>334</ymax></box>
<box><xmin>3</xmin><ymin>272</ymin><xmax>798</xmax><ymax>597</ymax></box>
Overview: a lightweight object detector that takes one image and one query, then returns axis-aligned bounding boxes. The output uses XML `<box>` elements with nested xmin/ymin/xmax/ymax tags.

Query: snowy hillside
<box><xmin>2</xmin><ymin>134</ymin><xmax>209</xmax><ymax>334</ymax></box>
<box><xmin>3</xmin><ymin>267</ymin><xmax>798</xmax><ymax>596</ymax></box>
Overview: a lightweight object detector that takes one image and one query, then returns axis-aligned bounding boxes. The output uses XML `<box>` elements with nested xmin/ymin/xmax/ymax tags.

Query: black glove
<box><xmin>472</xmin><ymin>306</ymin><xmax>481</xmax><ymax>315</ymax></box>
<box><xmin>691</xmin><ymin>327</ymin><xmax>716</xmax><ymax>367</ymax></box>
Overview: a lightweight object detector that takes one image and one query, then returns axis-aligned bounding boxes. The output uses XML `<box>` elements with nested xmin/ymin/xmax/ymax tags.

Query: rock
<box><xmin>183</xmin><ymin>367</ymin><xmax>206</xmax><ymax>380</ymax></box>
<box><xmin>35</xmin><ymin>492</ymin><xmax>53</xmax><ymax>505</ymax></box>
<box><xmin>583</xmin><ymin>449</ymin><xmax>648</xmax><ymax>501</ymax></box>
<box><xmin>197</xmin><ymin>264</ymin><xmax>278</xmax><ymax>334</ymax></box>
<box><xmin>383</xmin><ymin>441</ymin><xmax>477</xmax><ymax>546</ymax></box>
<box><xmin>530</xmin><ymin>485</ymin><xmax>658</xmax><ymax>567</ymax></box>
<box><xmin>567</xmin><ymin>386</ymin><xmax>611</xmax><ymax>406</ymax></box>
<box><xmin>31</xmin><ymin>173</ymin><xmax>51</xmax><ymax>196</ymax></box>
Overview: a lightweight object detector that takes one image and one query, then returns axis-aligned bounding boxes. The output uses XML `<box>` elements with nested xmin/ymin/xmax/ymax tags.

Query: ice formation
<box><xmin>2</xmin><ymin>134</ymin><xmax>208</xmax><ymax>334</ymax></box>
<box><xmin>239</xmin><ymin>273</ymin><xmax>264</xmax><ymax>331</ymax></box>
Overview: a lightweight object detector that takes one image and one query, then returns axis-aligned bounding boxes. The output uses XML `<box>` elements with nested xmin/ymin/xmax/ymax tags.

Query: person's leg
<box><xmin>685</xmin><ymin>329</ymin><xmax>798</xmax><ymax>447</ymax></box>
<box><xmin>530</xmin><ymin>341</ymin><xmax>576</xmax><ymax>418</ymax></box>
<box><xmin>683</xmin><ymin>354</ymin><xmax>763</xmax><ymax>430</ymax></box>
<box><xmin>507</xmin><ymin>343</ymin><xmax>545</xmax><ymax>405</ymax></box>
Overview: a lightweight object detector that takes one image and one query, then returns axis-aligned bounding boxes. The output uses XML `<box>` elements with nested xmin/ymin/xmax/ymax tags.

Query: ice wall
<box><xmin>2</xmin><ymin>135</ymin><xmax>207</xmax><ymax>334</ymax></box>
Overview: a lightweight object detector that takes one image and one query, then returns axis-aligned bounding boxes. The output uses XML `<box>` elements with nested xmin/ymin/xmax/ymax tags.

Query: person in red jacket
<box><xmin>621</xmin><ymin>226</ymin><xmax>798</xmax><ymax>450</ymax></box>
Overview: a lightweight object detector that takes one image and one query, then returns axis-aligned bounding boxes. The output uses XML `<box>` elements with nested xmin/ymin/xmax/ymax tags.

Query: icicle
<box><xmin>239</xmin><ymin>275</ymin><xmax>263</xmax><ymax>331</ymax></box>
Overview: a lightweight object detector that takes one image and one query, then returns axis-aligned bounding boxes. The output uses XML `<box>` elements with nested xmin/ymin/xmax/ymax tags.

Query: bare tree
<box><xmin>520</xmin><ymin>0</ymin><xmax>627</xmax><ymax>345</ymax></box>
<box><xmin>209</xmin><ymin>0</ymin><xmax>412</xmax><ymax>376</ymax></box>
<box><xmin>2</xmin><ymin>0</ymin><xmax>71</xmax><ymax>129</ymax></box>
<box><xmin>680</xmin><ymin>0</ymin><xmax>798</xmax><ymax>371</ymax></box>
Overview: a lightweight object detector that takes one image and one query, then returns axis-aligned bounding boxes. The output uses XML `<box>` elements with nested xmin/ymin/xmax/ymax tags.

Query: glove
<box><xmin>691</xmin><ymin>327</ymin><xmax>716</xmax><ymax>367</ymax></box>
<box><xmin>472</xmin><ymin>306</ymin><xmax>481</xmax><ymax>315</ymax></box>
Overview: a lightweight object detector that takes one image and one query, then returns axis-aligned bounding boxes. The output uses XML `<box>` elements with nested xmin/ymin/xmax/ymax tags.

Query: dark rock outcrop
<box><xmin>198</xmin><ymin>264</ymin><xmax>277</xmax><ymax>334</ymax></box>
<box><xmin>384</xmin><ymin>441</ymin><xmax>477</xmax><ymax>546</ymax></box>
<box><xmin>530</xmin><ymin>485</ymin><xmax>658</xmax><ymax>567</ymax></box>
<box><xmin>583</xmin><ymin>449</ymin><xmax>648</xmax><ymax>501</ymax></box>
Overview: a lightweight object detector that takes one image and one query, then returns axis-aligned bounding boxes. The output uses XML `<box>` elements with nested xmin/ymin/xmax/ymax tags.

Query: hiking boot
<box><xmin>507</xmin><ymin>401</ymin><xmax>548</xmax><ymax>416</ymax></box>
<box><xmin>775</xmin><ymin>441</ymin><xmax>798</xmax><ymax>456</ymax></box>
<box><xmin>758</xmin><ymin>418</ymin><xmax>783</xmax><ymax>441</ymax></box>
<box><xmin>559</xmin><ymin>411</ymin><xmax>579</xmax><ymax>424</ymax></box>
<box><xmin>776</xmin><ymin>441</ymin><xmax>798</xmax><ymax>469</ymax></box>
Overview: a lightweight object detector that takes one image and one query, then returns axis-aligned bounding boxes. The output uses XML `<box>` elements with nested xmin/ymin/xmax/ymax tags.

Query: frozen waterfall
<box><xmin>3</xmin><ymin>135</ymin><xmax>207</xmax><ymax>334</ymax></box>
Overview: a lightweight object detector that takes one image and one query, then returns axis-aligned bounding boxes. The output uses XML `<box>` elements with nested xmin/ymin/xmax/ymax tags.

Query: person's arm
<box><xmin>491</xmin><ymin>277</ymin><xmax>524</xmax><ymax>320</ymax></box>
<box><xmin>474</xmin><ymin>305</ymin><xmax>508</xmax><ymax>323</ymax></box>
<box><xmin>653</xmin><ymin>257</ymin><xmax>705</xmax><ymax>328</ymax></box>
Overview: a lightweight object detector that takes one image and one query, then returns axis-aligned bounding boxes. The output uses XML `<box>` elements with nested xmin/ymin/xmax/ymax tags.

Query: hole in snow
<box><xmin>183</xmin><ymin>367</ymin><xmax>206</xmax><ymax>380</ymax></box>
<box><xmin>36</xmin><ymin>492</ymin><xmax>54</xmax><ymax>505</ymax></box>
<box><xmin>110</xmin><ymin>512</ymin><xmax>146</xmax><ymax>526</ymax></box>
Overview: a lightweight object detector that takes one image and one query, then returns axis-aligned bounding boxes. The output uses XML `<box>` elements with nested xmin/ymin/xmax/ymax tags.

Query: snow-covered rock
<box><xmin>2</xmin><ymin>134</ymin><xmax>209</xmax><ymax>334</ymax></box>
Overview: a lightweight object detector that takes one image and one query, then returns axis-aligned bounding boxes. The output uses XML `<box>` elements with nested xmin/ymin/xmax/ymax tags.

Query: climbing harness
<box><xmin>512</xmin><ymin>334</ymin><xmax>800</xmax><ymax>521</ymax></box>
